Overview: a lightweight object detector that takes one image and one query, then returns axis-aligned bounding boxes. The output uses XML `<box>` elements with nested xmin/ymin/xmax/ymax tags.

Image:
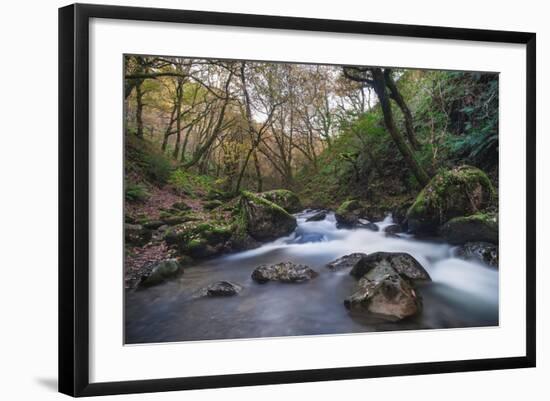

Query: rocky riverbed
<box><xmin>125</xmin><ymin>210</ymin><xmax>498</xmax><ymax>344</ymax></box>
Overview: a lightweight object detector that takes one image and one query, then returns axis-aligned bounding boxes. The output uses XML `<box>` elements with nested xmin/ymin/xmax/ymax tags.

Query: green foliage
<box><xmin>125</xmin><ymin>182</ymin><xmax>150</xmax><ymax>202</ymax></box>
<box><xmin>169</xmin><ymin>169</ymin><xmax>216</xmax><ymax>197</ymax></box>
<box><xmin>126</xmin><ymin>134</ymin><xmax>172</xmax><ymax>184</ymax></box>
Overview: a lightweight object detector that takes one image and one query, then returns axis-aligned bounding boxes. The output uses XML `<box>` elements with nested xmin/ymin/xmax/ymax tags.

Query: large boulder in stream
<box><xmin>257</xmin><ymin>189</ymin><xmax>303</xmax><ymax>213</ymax></box>
<box><xmin>344</xmin><ymin>252</ymin><xmax>429</xmax><ymax>321</ymax></box>
<box><xmin>344</xmin><ymin>267</ymin><xmax>421</xmax><ymax>321</ymax></box>
<box><xmin>326</xmin><ymin>253</ymin><xmax>367</xmax><ymax>271</ymax></box>
<box><xmin>251</xmin><ymin>262</ymin><xmax>318</xmax><ymax>283</ymax></box>
<box><xmin>439</xmin><ymin>213</ymin><xmax>498</xmax><ymax>245</ymax></box>
<box><xmin>406</xmin><ymin>166</ymin><xmax>495</xmax><ymax>234</ymax></box>
<box><xmin>456</xmin><ymin>241</ymin><xmax>498</xmax><ymax>268</ymax></box>
<box><xmin>238</xmin><ymin>191</ymin><xmax>297</xmax><ymax>241</ymax></box>
<box><xmin>350</xmin><ymin>252</ymin><xmax>431</xmax><ymax>282</ymax></box>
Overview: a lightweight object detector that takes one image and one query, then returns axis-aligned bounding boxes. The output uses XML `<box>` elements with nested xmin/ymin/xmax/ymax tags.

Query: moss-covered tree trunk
<box><xmin>384</xmin><ymin>69</ymin><xmax>421</xmax><ymax>150</ymax></box>
<box><xmin>371</xmin><ymin>68</ymin><xmax>430</xmax><ymax>187</ymax></box>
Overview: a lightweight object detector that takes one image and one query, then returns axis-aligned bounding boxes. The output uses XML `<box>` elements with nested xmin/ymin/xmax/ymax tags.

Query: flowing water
<box><xmin>125</xmin><ymin>210</ymin><xmax>499</xmax><ymax>344</ymax></box>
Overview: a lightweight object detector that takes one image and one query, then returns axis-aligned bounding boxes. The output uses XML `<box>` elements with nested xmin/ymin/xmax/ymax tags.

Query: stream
<box><xmin>125</xmin><ymin>210</ymin><xmax>499</xmax><ymax>344</ymax></box>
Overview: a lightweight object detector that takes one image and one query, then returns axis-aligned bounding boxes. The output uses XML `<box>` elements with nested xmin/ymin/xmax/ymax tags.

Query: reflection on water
<box><xmin>125</xmin><ymin>210</ymin><xmax>499</xmax><ymax>344</ymax></box>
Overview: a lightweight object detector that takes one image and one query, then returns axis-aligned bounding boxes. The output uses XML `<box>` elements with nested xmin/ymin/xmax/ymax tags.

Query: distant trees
<box><xmin>124</xmin><ymin>57</ymin><xmax>439</xmax><ymax>192</ymax></box>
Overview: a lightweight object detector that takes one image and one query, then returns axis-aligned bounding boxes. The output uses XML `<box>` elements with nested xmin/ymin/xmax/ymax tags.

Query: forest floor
<box><xmin>124</xmin><ymin>185</ymin><xmax>205</xmax><ymax>288</ymax></box>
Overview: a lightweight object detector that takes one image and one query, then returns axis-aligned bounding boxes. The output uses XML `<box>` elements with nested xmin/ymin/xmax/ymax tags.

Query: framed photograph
<box><xmin>59</xmin><ymin>3</ymin><xmax>536</xmax><ymax>397</ymax></box>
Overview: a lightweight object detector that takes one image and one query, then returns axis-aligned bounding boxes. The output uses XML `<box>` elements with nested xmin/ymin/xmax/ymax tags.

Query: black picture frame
<box><xmin>59</xmin><ymin>3</ymin><xmax>536</xmax><ymax>397</ymax></box>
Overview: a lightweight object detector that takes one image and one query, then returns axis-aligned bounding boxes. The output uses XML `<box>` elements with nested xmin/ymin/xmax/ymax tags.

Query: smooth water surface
<box><xmin>125</xmin><ymin>211</ymin><xmax>498</xmax><ymax>344</ymax></box>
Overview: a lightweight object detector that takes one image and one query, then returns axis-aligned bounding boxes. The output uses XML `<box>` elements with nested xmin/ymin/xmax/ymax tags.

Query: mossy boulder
<box><xmin>164</xmin><ymin>220</ymin><xmax>232</xmax><ymax>258</ymax></box>
<box><xmin>335</xmin><ymin>200</ymin><xmax>363</xmax><ymax>228</ymax></box>
<box><xmin>257</xmin><ymin>189</ymin><xmax>302</xmax><ymax>213</ymax></box>
<box><xmin>139</xmin><ymin>259</ymin><xmax>183</xmax><ymax>288</ymax></box>
<box><xmin>406</xmin><ymin>166</ymin><xmax>495</xmax><ymax>234</ymax></box>
<box><xmin>238</xmin><ymin>191</ymin><xmax>297</xmax><ymax>241</ymax></box>
<box><xmin>439</xmin><ymin>213</ymin><xmax>498</xmax><ymax>245</ymax></box>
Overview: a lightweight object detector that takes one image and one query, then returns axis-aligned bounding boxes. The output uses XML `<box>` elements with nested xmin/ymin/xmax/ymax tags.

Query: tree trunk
<box><xmin>253</xmin><ymin>149</ymin><xmax>263</xmax><ymax>192</ymax></box>
<box><xmin>172</xmin><ymin>80</ymin><xmax>183</xmax><ymax>159</ymax></box>
<box><xmin>135</xmin><ymin>82</ymin><xmax>144</xmax><ymax>138</ymax></box>
<box><xmin>384</xmin><ymin>69</ymin><xmax>421</xmax><ymax>150</ymax></box>
<box><xmin>371</xmin><ymin>68</ymin><xmax>430</xmax><ymax>187</ymax></box>
<box><xmin>182</xmin><ymin>72</ymin><xmax>234</xmax><ymax>169</ymax></box>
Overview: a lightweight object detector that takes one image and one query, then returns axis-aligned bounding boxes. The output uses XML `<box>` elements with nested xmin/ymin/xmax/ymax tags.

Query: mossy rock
<box><xmin>139</xmin><ymin>259</ymin><xmax>183</xmax><ymax>288</ymax></box>
<box><xmin>159</xmin><ymin>210</ymin><xmax>201</xmax><ymax>225</ymax></box>
<box><xmin>238</xmin><ymin>191</ymin><xmax>297</xmax><ymax>241</ymax></box>
<box><xmin>203</xmin><ymin>199</ymin><xmax>224</xmax><ymax>210</ymax></box>
<box><xmin>439</xmin><ymin>213</ymin><xmax>498</xmax><ymax>245</ymax></box>
<box><xmin>257</xmin><ymin>189</ymin><xmax>303</xmax><ymax>213</ymax></box>
<box><xmin>406</xmin><ymin>166</ymin><xmax>495</xmax><ymax>234</ymax></box>
<box><xmin>164</xmin><ymin>220</ymin><xmax>232</xmax><ymax>258</ymax></box>
<box><xmin>335</xmin><ymin>199</ymin><xmax>363</xmax><ymax>228</ymax></box>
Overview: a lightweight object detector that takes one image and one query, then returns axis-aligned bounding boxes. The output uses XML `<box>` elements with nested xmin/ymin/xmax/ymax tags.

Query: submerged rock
<box><xmin>350</xmin><ymin>252</ymin><xmax>431</xmax><ymax>282</ymax></box>
<box><xmin>306</xmin><ymin>211</ymin><xmax>327</xmax><ymax>222</ymax></box>
<box><xmin>357</xmin><ymin>219</ymin><xmax>379</xmax><ymax>231</ymax></box>
<box><xmin>238</xmin><ymin>191</ymin><xmax>297</xmax><ymax>241</ymax></box>
<box><xmin>326</xmin><ymin>253</ymin><xmax>367</xmax><ymax>271</ymax></box>
<box><xmin>201</xmin><ymin>281</ymin><xmax>243</xmax><ymax>296</ymax></box>
<box><xmin>406</xmin><ymin>166</ymin><xmax>495</xmax><ymax>234</ymax></box>
<box><xmin>456</xmin><ymin>242</ymin><xmax>498</xmax><ymax>268</ymax></box>
<box><xmin>344</xmin><ymin>267</ymin><xmax>421</xmax><ymax>321</ymax></box>
<box><xmin>251</xmin><ymin>262</ymin><xmax>318</xmax><ymax>283</ymax></box>
<box><xmin>257</xmin><ymin>189</ymin><xmax>302</xmax><ymax>213</ymax></box>
<box><xmin>139</xmin><ymin>259</ymin><xmax>183</xmax><ymax>287</ymax></box>
<box><xmin>439</xmin><ymin>213</ymin><xmax>498</xmax><ymax>245</ymax></box>
<box><xmin>384</xmin><ymin>224</ymin><xmax>402</xmax><ymax>235</ymax></box>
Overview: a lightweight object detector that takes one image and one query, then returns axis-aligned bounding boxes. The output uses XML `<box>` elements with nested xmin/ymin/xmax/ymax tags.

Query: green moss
<box><xmin>447</xmin><ymin>212</ymin><xmax>497</xmax><ymax>225</ymax></box>
<box><xmin>125</xmin><ymin>182</ymin><xmax>150</xmax><ymax>202</ymax></box>
<box><xmin>257</xmin><ymin>189</ymin><xmax>302</xmax><ymax>213</ymax></box>
<box><xmin>336</xmin><ymin>199</ymin><xmax>362</xmax><ymax>215</ymax></box>
<box><xmin>241</xmin><ymin>191</ymin><xmax>293</xmax><ymax>218</ymax></box>
<box><xmin>203</xmin><ymin>199</ymin><xmax>223</xmax><ymax>210</ymax></box>
<box><xmin>406</xmin><ymin>166</ymin><xmax>495</xmax><ymax>231</ymax></box>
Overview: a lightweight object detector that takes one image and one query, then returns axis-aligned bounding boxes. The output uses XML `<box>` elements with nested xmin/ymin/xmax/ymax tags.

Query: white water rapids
<box><xmin>125</xmin><ymin>210</ymin><xmax>498</xmax><ymax>343</ymax></box>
